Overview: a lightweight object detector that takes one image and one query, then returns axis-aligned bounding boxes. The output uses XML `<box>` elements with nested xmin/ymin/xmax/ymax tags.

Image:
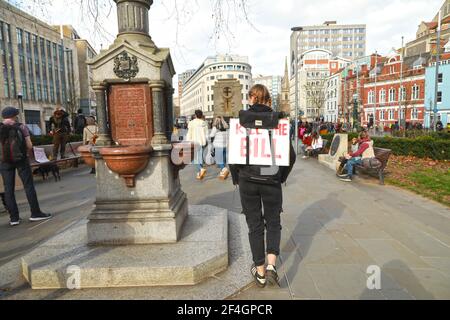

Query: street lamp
<box><xmin>291</xmin><ymin>26</ymin><xmax>303</xmax><ymax>155</ymax></box>
<box><xmin>17</xmin><ymin>91</ymin><xmax>25</xmax><ymax>124</ymax></box>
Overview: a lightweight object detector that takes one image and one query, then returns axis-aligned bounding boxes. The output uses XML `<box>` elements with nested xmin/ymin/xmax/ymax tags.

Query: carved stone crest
<box><xmin>113</xmin><ymin>51</ymin><xmax>139</xmax><ymax>80</ymax></box>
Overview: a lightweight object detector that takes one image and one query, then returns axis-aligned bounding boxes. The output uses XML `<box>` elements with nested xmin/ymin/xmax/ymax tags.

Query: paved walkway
<box><xmin>1</xmin><ymin>159</ymin><xmax>449</xmax><ymax>300</ymax></box>
<box><xmin>181</xmin><ymin>159</ymin><xmax>450</xmax><ymax>300</ymax></box>
<box><xmin>230</xmin><ymin>159</ymin><xmax>450</xmax><ymax>300</ymax></box>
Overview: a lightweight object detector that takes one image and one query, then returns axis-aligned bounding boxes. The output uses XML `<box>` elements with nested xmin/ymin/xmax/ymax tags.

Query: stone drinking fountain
<box><xmin>19</xmin><ymin>0</ymin><xmax>249</xmax><ymax>293</ymax></box>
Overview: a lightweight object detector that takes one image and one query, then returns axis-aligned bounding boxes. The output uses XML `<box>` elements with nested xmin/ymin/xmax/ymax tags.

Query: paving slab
<box><xmin>0</xmin><ymin>209</ymin><xmax>253</xmax><ymax>300</ymax></box>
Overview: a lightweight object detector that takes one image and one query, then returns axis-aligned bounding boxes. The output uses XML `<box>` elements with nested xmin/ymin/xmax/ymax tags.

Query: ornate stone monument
<box><xmin>20</xmin><ymin>0</ymin><xmax>235</xmax><ymax>291</ymax></box>
<box><xmin>213</xmin><ymin>79</ymin><xmax>243</xmax><ymax>118</ymax></box>
<box><xmin>318</xmin><ymin>133</ymin><xmax>349</xmax><ymax>171</ymax></box>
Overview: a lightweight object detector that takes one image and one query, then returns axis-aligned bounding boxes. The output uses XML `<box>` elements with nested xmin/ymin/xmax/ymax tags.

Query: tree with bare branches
<box><xmin>7</xmin><ymin>0</ymin><xmax>254</xmax><ymax>50</ymax></box>
<box><xmin>304</xmin><ymin>80</ymin><xmax>326</xmax><ymax>120</ymax></box>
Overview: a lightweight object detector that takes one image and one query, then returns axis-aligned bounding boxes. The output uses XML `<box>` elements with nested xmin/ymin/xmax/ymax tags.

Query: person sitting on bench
<box><xmin>338</xmin><ymin>131</ymin><xmax>375</xmax><ymax>182</ymax></box>
<box><xmin>302</xmin><ymin>132</ymin><xmax>323</xmax><ymax>159</ymax></box>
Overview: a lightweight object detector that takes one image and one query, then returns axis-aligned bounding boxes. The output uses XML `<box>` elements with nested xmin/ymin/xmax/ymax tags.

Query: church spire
<box><xmin>281</xmin><ymin>57</ymin><xmax>291</xmax><ymax>114</ymax></box>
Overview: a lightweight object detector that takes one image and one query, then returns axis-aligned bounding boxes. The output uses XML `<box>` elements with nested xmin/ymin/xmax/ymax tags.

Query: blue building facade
<box><xmin>425</xmin><ymin>56</ymin><xmax>450</xmax><ymax>128</ymax></box>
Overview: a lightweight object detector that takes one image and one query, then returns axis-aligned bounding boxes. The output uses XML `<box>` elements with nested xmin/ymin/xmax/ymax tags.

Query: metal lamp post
<box><xmin>291</xmin><ymin>26</ymin><xmax>303</xmax><ymax>155</ymax></box>
<box><xmin>433</xmin><ymin>10</ymin><xmax>442</xmax><ymax>132</ymax></box>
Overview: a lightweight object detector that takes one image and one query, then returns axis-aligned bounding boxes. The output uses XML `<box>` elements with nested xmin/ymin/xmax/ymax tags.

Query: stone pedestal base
<box><xmin>89</xmin><ymin>147</ymin><xmax>187</xmax><ymax>245</ymax></box>
<box><xmin>22</xmin><ymin>206</ymin><xmax>229</xmax><ymax>290</ymax></box>
<box><xmin>318</xmin><ymin>134</ymin><xmax>348</xmax><ymax>172</ymax></box>
<box><xmin>88</xmin><ymin>189</ymin><xmax>188</xmax><ymax>245</ymax></box>
<box><xmin>318</xmin><ymin>154</ymin><xmax>340</xmax><ymax>171</ymax></box>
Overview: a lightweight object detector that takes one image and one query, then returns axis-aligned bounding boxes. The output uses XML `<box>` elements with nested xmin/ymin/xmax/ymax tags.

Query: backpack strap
<box><xmin>245</xmin><ymin>128</ymin><xmax>250</xmax><ymax>166</ymax></box>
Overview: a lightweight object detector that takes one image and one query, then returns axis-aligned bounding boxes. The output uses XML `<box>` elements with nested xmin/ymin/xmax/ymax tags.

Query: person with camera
<box><xmin>230</xmin><ymin>84</ymin><xmax>296</xmax><ymax>288</ymax></box>
<box><xmin>49</xmin><ymin>108</ymin><xmax>72</xmax><ymax>160</ymax></box>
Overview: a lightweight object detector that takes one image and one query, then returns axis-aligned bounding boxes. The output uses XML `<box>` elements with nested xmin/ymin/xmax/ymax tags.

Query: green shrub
<box><xmin>31</xmin><ymin>134</ymin><xmax>83</xmax><ymax>146</ymax></box>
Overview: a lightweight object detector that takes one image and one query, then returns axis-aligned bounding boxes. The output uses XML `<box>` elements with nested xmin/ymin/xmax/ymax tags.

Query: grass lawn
<box><xmin>385</xmin><ymin>156</ymin><xmax>450</xmax><ymax>207</ymax></box>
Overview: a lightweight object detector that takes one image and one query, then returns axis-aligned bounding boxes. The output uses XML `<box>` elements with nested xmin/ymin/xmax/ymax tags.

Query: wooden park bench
<box><xmin>355</xmin><ymin>147</ymin><xmax>392</xmax><ymax>185</ymax></box>
<box><xmin>30</xmin><ymin>142</ymin><xmax>83</xmax><ymax>171</ymax></box>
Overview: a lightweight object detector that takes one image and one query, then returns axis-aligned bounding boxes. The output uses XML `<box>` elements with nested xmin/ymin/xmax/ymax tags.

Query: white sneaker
<box><xmin>10</xmin><ymin>219</ymin><xmax>21</xmax><ymax>227</ymax></box>
<box><xmin>197</xmin><ymin>168</ymin><xmax>207</xmax><ymax>180</ymax></box>
<box><xmin>219</xmin><ymin>168</ymin><xmax>230</xmax><ymax>180</ymax></box>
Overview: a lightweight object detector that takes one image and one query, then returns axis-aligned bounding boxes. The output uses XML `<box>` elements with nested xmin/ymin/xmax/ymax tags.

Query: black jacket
<box><xmin>229</xmin><ymin>104</ymin><xmax>296</xmax><ymax>185</ymax></box>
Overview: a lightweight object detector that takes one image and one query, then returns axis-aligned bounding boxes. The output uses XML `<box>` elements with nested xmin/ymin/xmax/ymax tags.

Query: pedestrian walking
<box><xmin>210</xmin><ymin>116</ymin><xmax>229</xmax><ymax>180</ymax></box>
<box><xmin>0</xmin><ymin>107</ymin><xmax>52</xmax><ymax>226</ymax></box>
<box><xmin>49</xmin><ymin>108</ymin><xmax>71</xmax><ymax>160</ymax></box>
<box><xmin>74</xmin><ymin>109</ymin><xmax>87</xmax><ymax>135</ymax></box>
<box><xmin>230</xmin><ymin>85</ymin><xmax>296</xmax><ymax>288</ymax></box>
<box><xmin>186</xmin><ymin>110</ymin><xmax>209</xmax><ymax>180</ymax></box>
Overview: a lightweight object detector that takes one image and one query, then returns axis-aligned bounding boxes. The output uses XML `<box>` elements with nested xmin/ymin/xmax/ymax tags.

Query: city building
<box><xmin>425</xmin><ymin>41</ymin><xmax>450</xmax><ymax>128</ymax></box>
<box><xmin>324</xmin><ymin>70</ymin><xmax>342</xmax><ymax>122</ymax></box>
<box><xmin>74</xmin><ymin>37</ymin><xmax>97</xmax><ymax>115</ymax></box>
<box><xmin>180</xmin><ymin>54</ymin><xmax>252</xmax><ymax>119</ymax></box>
<box><xmin>339</xmin><ymin>54</ymin><xmax>378</xmax><ymax>125</ymax></box>
<box><xmin>252</xmin><ymin>74</ymin><xmax>282</xmax><ymax>111</ymax></box>
<box><xmin>405</xmin><ymin>0</ymin><xmax>450</xmax><ymax>57</ymax></box>
<box><xmin>178</xmin><ymin>68</ymin><xmax>195</xmax><ymax>98</ymax></box>
<box><xmin>0</xmin><ymin>0</ymin><xmax>96</xmax><ymax>134</ymax></box>
<box><xmin>280</xmin><ymin>58</ymin><xmax>290</xmax><ymax>114</ymax></box>
<box><xmin>291</xmin><ymin>48</ymin><xmax>350</xmax><ymax>121</ymax></box>
<box><xmin>290</xmin><ymin>21</ymin><xmax>366</xmax><ymax>79</ymax></box>
<box><xmin>361</xmin><ymin>52</ymin><xmax>428</xmax><ymax>128</ymax></box>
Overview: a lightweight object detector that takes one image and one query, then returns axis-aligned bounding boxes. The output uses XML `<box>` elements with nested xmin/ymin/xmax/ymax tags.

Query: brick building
<box><xmin>361</xmin><ymin>52</ymin><xmax>429</xmax><ymax>128</ymax></box>
<box><xmin>340</xmin><ymin>52</ymin><xmax>429</xmax><ymax>128</ymax></box>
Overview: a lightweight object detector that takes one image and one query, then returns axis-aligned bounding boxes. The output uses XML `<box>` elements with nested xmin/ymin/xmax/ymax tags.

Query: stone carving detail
<box><xmin>330</xmin><ymin>135</ymin><xmax>341</xmax><ymax>157</ymax></box>
<box><xmin>114</xmin><ymin>51</ymin><xmax>139</xmax><ymax>80</ymax></box>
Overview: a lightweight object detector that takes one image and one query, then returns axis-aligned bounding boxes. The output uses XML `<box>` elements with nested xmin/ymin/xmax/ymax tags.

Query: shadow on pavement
<box><xmin>281</xmin><ymin>192</ymin><xmax>345</xmax><ymax>284</ymax></box>
<box><xmin>359</xmin><ymin>259</ymin><xmax>434</xmax><ymax>300</ymax></box>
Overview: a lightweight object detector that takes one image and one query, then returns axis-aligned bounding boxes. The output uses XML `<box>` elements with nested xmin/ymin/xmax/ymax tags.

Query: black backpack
<box><xmin>238</xmin><ymin>111</ymin><xmax>283</xmax><ymax>185</ymax></box>
<box><xmin>0</xmin><ymin>123</ymin><xmax>27</xmax><ymax>163</ymax></box>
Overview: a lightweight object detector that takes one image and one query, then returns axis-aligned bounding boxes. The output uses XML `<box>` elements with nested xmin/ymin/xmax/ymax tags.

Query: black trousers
<box><xmin>239</xmin><ymin>178</ymin><xmax>283</xmax><ymax>267</ymax></box>
<box><xmin>0</xmin><ymin>160</ymin><xmax>41</xmax><ymax>220</ymax></box>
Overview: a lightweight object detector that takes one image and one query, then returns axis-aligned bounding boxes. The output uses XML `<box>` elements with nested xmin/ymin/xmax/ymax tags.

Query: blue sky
<box><xmin>15</xmin><ymin>0</ymin><xmax>443</xmax><ymax>80</ymax></box>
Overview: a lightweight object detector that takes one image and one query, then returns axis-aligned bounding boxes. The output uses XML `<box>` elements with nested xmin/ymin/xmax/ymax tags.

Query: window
<box><xmin>411</xmin><ymin>108</ymin><xmax>419</xmax><ymax>120</ymax></box>
<box><xmin>0</xmin><ymin>22</ymin><xmax>10</xmax><ymax>98</ymax></box>
<box><xmin>389</xmin><ymin>88</ymin><xmax>396</xmax><ymax>102</ymax></box>
<box><xmin>380</xmin><ymin>110</ymin><xmax>385</xmax><ymax>120</ymax></box>
<box><xmin>400</xmin><ymin>87</ymin><xmax>406</xmax><ymax>101</ymax></box>
<box><xmin>380</xmin><ymin>89</ymin><xmax>386</xmax><ymax>103</ymax></box>
<box><xmin>17</xmin><ymin>28</ymin><xmax>28</xmax><ymax>100</ymax></box>
<box><xmin>411</xmin><ymin>85</ymin><xmax>420</xmax><ymax>100</ymax></box>
<box><xmin>388</xmin><ymin>109</ymin><xmax>395</xmax><ymax>120</ymax></box>
<box><xmin>437</xmin><ymin>91</ymin><xmax>442</xmax><ymax>103</ymax></box>
<box><xmin>438</xmin><ymin>73</ymin><xmax>443</xmax><ymax>83</ymax></box>
<box><xmin>368</xmin><ymin>90</ymin><xmax>375</xmax><ymax>104</ymax></box>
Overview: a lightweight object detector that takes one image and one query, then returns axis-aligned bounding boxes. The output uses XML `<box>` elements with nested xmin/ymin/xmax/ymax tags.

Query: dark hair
<box><xmin>77</xmin><ymin>109</ymin><xmax>83</xmax><ymax>114</ymax></box>
<box><xmin>195</xmin><ymin>110</ymin><xmax>203</xmax><ymax>119</ymax></box>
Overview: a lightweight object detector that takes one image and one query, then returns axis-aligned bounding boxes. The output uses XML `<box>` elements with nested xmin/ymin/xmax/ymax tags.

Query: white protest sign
<box><xmin>33</xmin><ymin>147</ymin><xmax>50</xmax><ymax>163</ymax></box>
<box><xmin>228</xmin><ymin>118</ymin><xmax>290</xmax><ymax>167</ymax></box>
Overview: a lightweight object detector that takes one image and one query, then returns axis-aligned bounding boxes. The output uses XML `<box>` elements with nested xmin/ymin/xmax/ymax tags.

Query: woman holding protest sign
<box><xmin>230</xmin><ymin>84</ymin><xmax>296</xmax><ymax>288</ymax></box>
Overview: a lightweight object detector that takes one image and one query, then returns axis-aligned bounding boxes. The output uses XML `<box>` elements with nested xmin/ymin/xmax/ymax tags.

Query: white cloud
<box><xmin>21</xmin><ymin>0</ymin><xmax>443</xmax><ymax>81</ymax></box>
